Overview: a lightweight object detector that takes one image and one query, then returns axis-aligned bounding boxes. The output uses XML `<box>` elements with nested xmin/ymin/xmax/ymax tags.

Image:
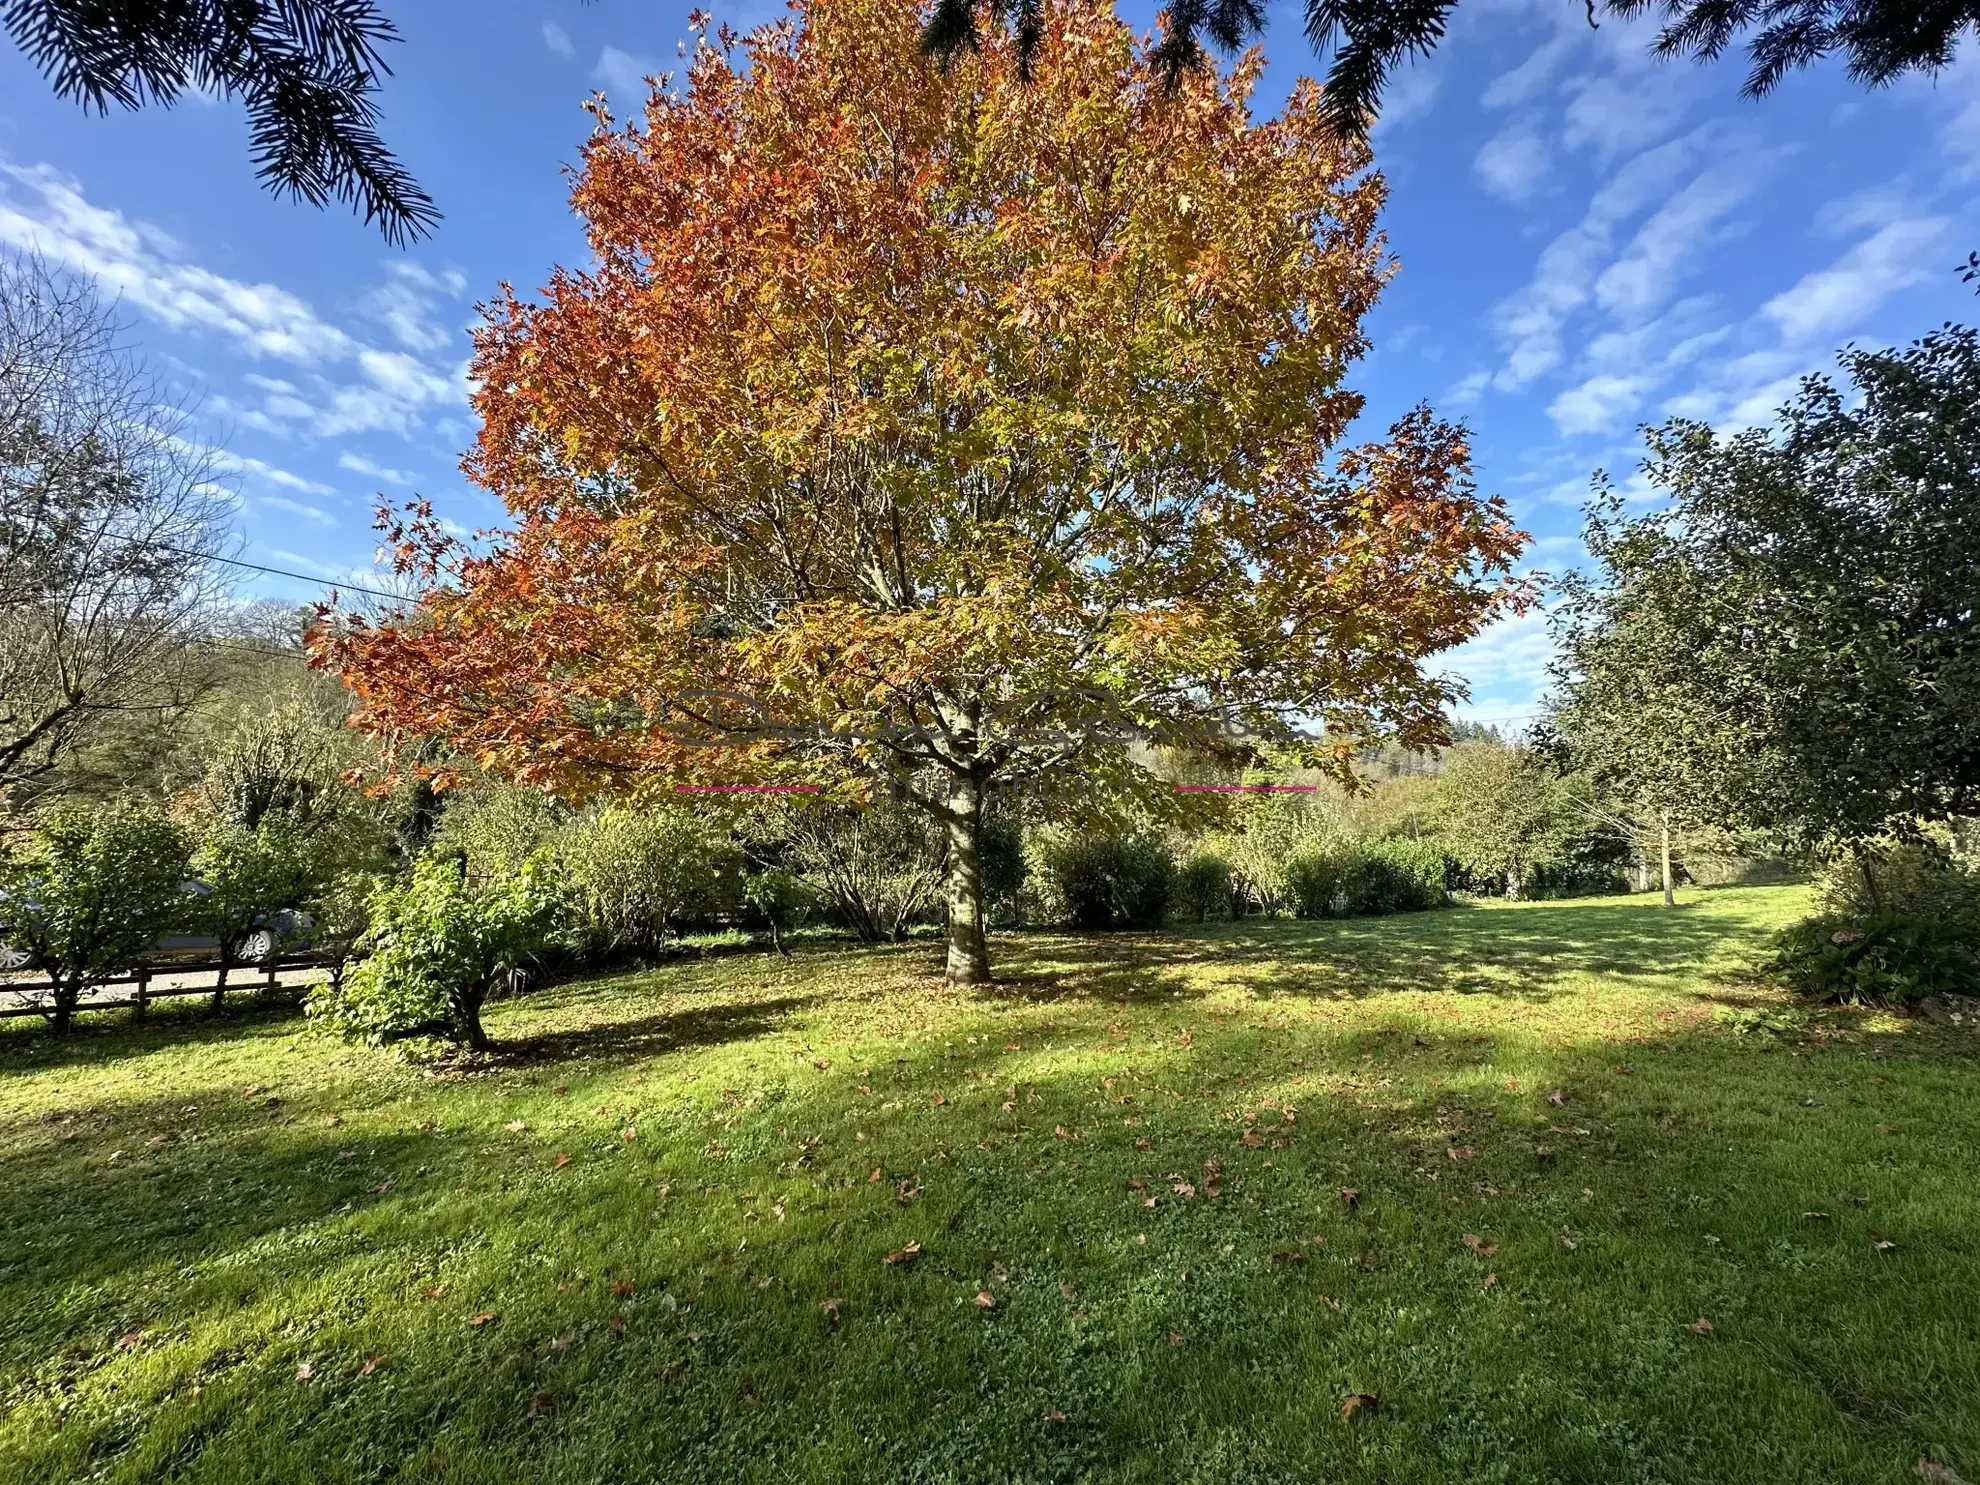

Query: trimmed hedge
<box><xmin>1282</xmin><ymin>838</ymin><xmax>1447</xmax><ymax>919</ymax></box>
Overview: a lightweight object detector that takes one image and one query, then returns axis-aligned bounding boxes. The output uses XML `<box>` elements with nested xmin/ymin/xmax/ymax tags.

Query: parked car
<box><xmin>0</xmin><ymin>883</ymin><xmax>314</xmax><ymax>971</ymax></box>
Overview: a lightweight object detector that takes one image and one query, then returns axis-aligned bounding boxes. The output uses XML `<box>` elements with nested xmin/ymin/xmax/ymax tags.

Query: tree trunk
<box><xmin>50</xmin><ymin>974</ymin><xmax>77</xmax><ymax>1034</ymax></box>
<box><xmin>1504</xmin><ymin>863</ymin><xmax>1522</xmax><ymax>901</ymax></box>
<box><xmin>212</xmin><ymin>949</ymin><xmax>231</xmax><ymax>1012</ymax></box>
<box><xmin>944</xmin><ymin>775</ymin><xmax>991</xmax><ymax>986</ymax></box>
<box><xmin>458</xmin><ymin>985</ymin><xmax>491</xmax><ymax>1052</ymax></box>
<box><xmin>1660</xmin><ymin>812</ymin><xmax>1676</xmax><ymax>908</ymax></box>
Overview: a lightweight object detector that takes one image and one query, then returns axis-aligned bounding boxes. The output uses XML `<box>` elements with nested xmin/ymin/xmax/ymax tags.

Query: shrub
<box><xmin>1817</xmin><ymin>840</ymin><xmax>1980</xmax><ymax>928</ymax></box>
<box><xmin>742</xmin><ymin>867</ymin><xmax>811</xmax><ymax>956</ymax></box>
<box><xmin>1174</xmin><ymin>851</ymin><xmax>1234</xmax><ymax>922</ymax></box>
<box><xmin>787</xmin><ymin>799</ymin><xmax>945</xmax><ymax>943</ymax></box>
<box><xmin>558</xmin><ymin>806</ymin><xmax>741</xmax><ymax>952</ymax></box>
<box><xmin>1041</xmin><ymin>835</ymin><xmax>1173</xmax><ymax>930</ymax></box>
<box><xmin>0</xmin><ymin>804</ymin><xmax>191</xmax><ymax>1032</ymax></box>
<box><xmin>1281</xmin><ymin>839</ymin><xmax>1446</xmax><ymax>919</ymax></box>
<box><xmin>1766</xmin><ymin>913</ymin><xmax>1980</xmax><ymax>1007</ymax></box>
<box><xmin>189</xmin><ymin>809</ymin><xmax>330</xmax><ymax>1005</ymax></box>
<box><xmin>308</xmin><ymin>856</ymin><xmax>557</xmax><ymax>1049</ymax></box>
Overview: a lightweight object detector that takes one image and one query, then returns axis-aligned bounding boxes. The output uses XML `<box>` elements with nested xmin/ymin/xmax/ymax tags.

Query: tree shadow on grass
<box><xmin>498</xmin><ymin>994</ymin><xmax>818</xmax><ymax>1065</ymax></box>
<box><xmin>980</xmin><ymin>899</ymin><xmax>1750</xmax><ymax>1008</ymax></box>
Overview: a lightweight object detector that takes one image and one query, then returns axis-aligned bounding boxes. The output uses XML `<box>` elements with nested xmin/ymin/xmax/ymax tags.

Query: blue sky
<box><xmin>1</xmin><ymin>0</ymin><xmax>1974</xmax><ymax>729</ymax></box>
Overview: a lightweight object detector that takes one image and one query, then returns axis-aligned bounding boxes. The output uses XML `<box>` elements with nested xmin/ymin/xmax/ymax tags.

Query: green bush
<box><xmin>0</xmin><ymin>804</ymin><xmax>191</xmax><ymax>1032</ymax></box>
<box><xmin>1282</xmin><ymin>839</ymin><xmax>1446</xmax><ymax>919</ymax></box>
<box><xmin>1765</xmin><ymin>913</ymin><xmax>1980</xmax><ymax>1007</ymax></box>
<box><xmin>1174</xmin><ymin>851</ymin><xmax>1234</xmax><ymax>922</ymax></box>
<box><xmin>307</xmin><ymin>856</ymin><xmax>557</xmax><ymax>1049</ymax></box>
<box><xmin>1041</xmin><ymin>835</ymin><xmax>1173</xmax><ymax>930</ymax></box>
<box><xmin>1817</xmin><ymin>841</ymin><xmax>1980</xmax><ymax>928</ymax></box>
<box><xmin>557</xmin><ymin>806</ymin><xmax>741</xmax><ymax>952</ymax></box>
<box><xmin>742</xmin><ymin>867</ymin><xmax>810</xmax><ymax>956</ymax></box>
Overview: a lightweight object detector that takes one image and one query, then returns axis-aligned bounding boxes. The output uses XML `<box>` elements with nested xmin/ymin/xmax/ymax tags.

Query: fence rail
<box><xmin>0</xmin><ymin>955</ymin><xmax>344</xmax><ymax>1020</ymax></box>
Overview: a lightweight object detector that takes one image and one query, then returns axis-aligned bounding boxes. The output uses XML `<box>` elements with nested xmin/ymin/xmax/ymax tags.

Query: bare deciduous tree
<box><xmin>0</xmin><ymin>252</ymin><xmax>235</xmax><ymax>814</ymax></box>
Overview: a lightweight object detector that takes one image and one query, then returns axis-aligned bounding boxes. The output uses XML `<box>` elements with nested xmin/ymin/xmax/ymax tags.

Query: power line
<box><xmin>97</xmin><ymin>533</ymin><xmax>411</xmax><ymax>603</ymax></box>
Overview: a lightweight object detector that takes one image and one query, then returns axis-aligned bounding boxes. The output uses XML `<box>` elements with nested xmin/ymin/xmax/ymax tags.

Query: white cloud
<box><xmin>1549</xmin><ymin>372</ymin><xmax>1651</xmax><ymax>435</ymax></box>
<box><xmin>543</xmin><ymin>21</ymin><xmax>574</xmax><ymax>57</ymax></box>
<box><xmin>358</xmin><ymin>262</ymin><xmax>468</xmax><ymax>354</ymax></box>
<box><xmin>0</xmin><ymin>157</ymin><xmax>469</xmax><ymax>441</ymax></box>
<box><xmin>1437</xmin><ymin>603</ymin><xmax>1560</xmax><ymax>720</ymax></box>
<box><xmin>1474</xmin><ymin>122</ymin><xmax>1552</xmax><ymax>203</ymax></box>
<box><xmin>338</xmin><ymin>452</ymin><xmax>418</xmax><ymax>486</ymax></box>
<box><xmin>1592</xmin><ymin>152</ymin><xmax>1774</xmax><ymax>324</ymax></box>
<box><xmin>1482</xmin><ymin>36</ymin><xmax>1571</xmax><ymax>110</ymax></box>
<box><xmin>259</xmin><ymin>495</ymin><xmax>338</xmax><ymax>527</ymax></box>
<box><xmin>197</xmin><ymin>444</ymin><xmax>336</xmax><ymax>496</ymax></box>
<box><xmin>1562</xmin><ymin>76</ymin><xmax>1691</xmax><ymax>163</ymax></box>
<box><xmin>1762</xmin><ymin>217</ymin><xmax>1952</xmax><ymax>343</ymax></box>
<box><xmin>593</xmin><ymin>46</ymin><xmax>658</xmax><ymax>102</ymax></box>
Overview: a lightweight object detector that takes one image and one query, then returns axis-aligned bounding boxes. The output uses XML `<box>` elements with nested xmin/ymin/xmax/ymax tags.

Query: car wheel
<box><xmin>241</xmin><ymin>929</ymin><xmax>277</xmax><ymax>964</ymax></box>
<box><xmin>0</xmin><ymin>943</ymin><xmax>32</xmax><ymax>971</ymax></box>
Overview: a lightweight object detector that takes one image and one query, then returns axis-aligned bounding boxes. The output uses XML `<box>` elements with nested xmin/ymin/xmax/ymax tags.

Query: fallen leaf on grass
<box><xmin>116</xmin><ymin>1330</ymin><xmax>146</xmax><ymax>1351</ymax></box>
<box><xmin>1126</xmin><ymin>1178</ymin><xmax>1146</xmax><ymax>1191</ymax></box>
<box><xmin>622</xmin><ymin>1126</ymin><xmax>637</xmax><ymax>1142</ymax></box>
<box><xmin>1241</xmin><ymin>1129</ymin><xmax>1262</xmax><ymax>1148</ymax></box>
<box><xmin>895</xmin><ymin>1179</ymin><xmax>920</xmax><ymax>1205</ymax></box>
<box><xmin>468</xmin><ymin>1312</ymin><xmax>498</xmax><ymax>1328</ymax></box>
<box><xmin>1060</xmin><ymin>1284</ymin><xmax>1077</xmax><ymax>1300</ymax></box>
<box><xmin>973</xmin><ymin>1290</ymin><xmax>997</xmax><ymax>1309</ymax></box>
<box><xmin>505</xmin><ymin>1120</ymin><xmax>527</xmax><ymax>1133</ymax></box>
<box><xmin>325</xmin><ymin>1116</ymin><xmax>343</xmax><ymax>1128</ymax></box>
<box><xmin>551</xmin><ymin>1155</ymin><xmax>571</xmax><ymax>1171</ymax></box>
<box><xmin>1482</xmin><ymin>1272</ymin><xmax>1498</xmax><ymax>1288</ymax></box>
<box><xmin>868</xmin><ymin>1166</ymin><xmax>883</xmax><ymax>1183</ymax></box>
<box><xmin>1803</xmin><ymin>1211</ymin><xmax>1831</xmax><ymax>1221</ymax></box>
<box><xmin>1340</xmin><ymin>1188</ymin><xmax>1359</xmax><ymax>1209</ymax></box>
<box><xmin>528</xmin><ymin>1392</ymin><xmax>556</xmax><ymax>1417</ymax></box>
<box><xmin>1166</xmin><ymin>1330</ymin><xmax>1185</xmax><ymax>1347</ymax></box>
<box><xmin>1267</xmin><ymin>1250</ymin><xmax>1304</xmax><ymax>1265</ymax></box>
<box><xmin>1914</xmin><ymin>1460</ymin><xmax>1970</xmax><ymax>1483</ymax></box>
<box><xmin>1687</xmin><ymin>1318</ymin><xmax>1714</xmax><ymax>1335</ymax></box>
<box><xmin>883</xmin><ymin>1242</ymin><xmax>922</xmax><ymax>1266</ymax></box>
<box><xmin>609</xmin><ymin>1314</ymin><xmax>626</xmax><ymax>1334</ymax></box>
<box><xmin>422</xmin><ymin>1284</ymin><xmax>447</xmax><ymax>1300</ymax></box>
<box><xmin>1356</xmin><ymin>1250</ymin><xmax>1384</xmax><ymax>1271</ymax></box>
<box><xmin>1043</xmin><ymin>1408</ymin><xmax>1067</xmax><ymax>1422</ymax></box>
<box><xmin>1133</xmin><ymin>1137</ymin><xmax>1152</xmax><ymax>1151</ymax></box>
<box><xmin>1340</xmin><ymin>1393</ymin><xmax>1380</xmax><ymax>1419</ymax></box>
<box><xmin>931</xmin><ymin>1094</ymin><xmax>946</xmax><ymax>1107</ymax></box>
<box><xmin>610</xmin><ymin>1280</ymin><xmax>635</xmax><ymax>1298</ymax></box>
<box><xmin>1446</xmin><ymin>1146</ymin><xmax>1476</xmax><ymax>1162</ymax></box>
<box><xmin>358</xmin><ymin>1355</ymin><xmax>386</xmax><ymax>1377</ymax></box>
<box><xmin>819</xmin><ymin>1299</ymin><xmax>841</xmax><ymax>1321</ymax></box>
<box><xmin>1546</xmin><ymin>1089</ymin><xmax>1567</xmax><ymax>1108</ymax></box>
<box><xmin>1462</xmin><ymin>1234</ymin><xmax>1498</xmax><ymax>1257</ymax></box>
<box><xmin>369</xmin><ymin>1180</ymin><xmax>393</xmax><ymax>1195</ymax></box>
<box><xmin>295</xmin><ymin>1361</ymin><xmax>315</xmax><ymax>1381</ymax></box>
<box><xmin>1318</xmin><ymin>1295</ymin><xmax>1342</xmax><ymax>1311</ymax></box>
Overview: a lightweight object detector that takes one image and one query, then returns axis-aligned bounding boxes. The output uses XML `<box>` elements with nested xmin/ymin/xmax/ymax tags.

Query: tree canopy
<box><xmin>317</xmin><ymin>0</ymin><xmax>1530</xmax><ymax>984</ymax></box>
<box><xmin>1551</xmin><ymin>325</ymin><xmax>1980</xmax><ymax>856</ymax></box>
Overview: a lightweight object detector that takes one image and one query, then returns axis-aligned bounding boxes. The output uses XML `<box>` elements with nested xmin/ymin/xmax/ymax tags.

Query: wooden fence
<box><xmin>0</xmin><ymin>955</ymin><xmax>344</xmax><ymax>1020</ymax></box>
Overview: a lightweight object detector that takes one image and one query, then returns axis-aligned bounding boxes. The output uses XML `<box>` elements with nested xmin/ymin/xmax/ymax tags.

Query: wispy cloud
<box><xmin>338</xmin><ymin>451</ymin><xmax>418</xmax><ymax>486</ymax></box>
<box><xmin>543</xmin><ymin>21</ymin><xmax>574</xmax><ymax>57</ymax></box>
<box><xmin>259</xmin><ymin>495</ymin><xmax>337</xmax><ymax>526</ymax></box>
<box><xmin>0</xmin><ymin>158</ymin><xmax>467</xmax><ymax>439</ymax></box>
<box><xmin>1474</xmin><ymin>121</ymin><xmax>1552</xmax><ymax>203</ymax></box>
<box><xmin>593</xmin><ymin>46</ymin><xmax>658</xmax><ymax>102</ymax></box>
<box><xmin>1762</xmin><ymin>216</ymin><xmax>1951</xmax><ymax>343</ymax></box>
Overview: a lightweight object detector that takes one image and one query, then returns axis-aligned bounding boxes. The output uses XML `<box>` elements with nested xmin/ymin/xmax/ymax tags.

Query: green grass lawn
<box><xmin>3</xmin><ymin>885</ymin><xmax>1977</xmax><ymax>1484</ymax></box>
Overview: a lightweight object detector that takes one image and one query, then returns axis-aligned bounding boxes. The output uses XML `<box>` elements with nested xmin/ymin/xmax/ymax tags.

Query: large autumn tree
<box><xmin>317</xmin><ymin>0</ymin><xmax>1529</xmax><ymax>985</ymax></box>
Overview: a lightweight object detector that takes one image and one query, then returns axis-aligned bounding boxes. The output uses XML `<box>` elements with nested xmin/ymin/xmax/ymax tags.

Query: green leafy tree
<box><xmin>0</xmin><ymin>803</ymin><xmax>189</xmax><ymax>1032</ymax></box>
<box><xmin>743</xmin><ymin>867</ymin><xmax>811</xmax><ymax>957</ymax></box>
<box><xmin>1550</xmin><ymin>327</ymin><xmax>1980</xmax><ymax>894</ymax></box>
<box><xmin>557</xmin><ymin>806</ymin><xmax>740</xmax><ymax>954</ymax></box>
<box><xmin>1433</xmin><ymin>745</ymin><xmax>1589</xmax><ymax>900</ymax></box>
<box><xmin>189</xmin><ymin>811</ymin><xmax>320</xmax><ymax>1008</ymax></box>
<box><xmin>308</xmin><ymin>855</ymin><xmax>555</xmax><ymax>1050</ymax></box>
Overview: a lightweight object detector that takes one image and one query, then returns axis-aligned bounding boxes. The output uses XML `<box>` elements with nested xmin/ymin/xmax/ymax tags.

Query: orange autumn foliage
<box><xmin>316</xmin><ymin>0</ymin><xmax>1529</xmax><ymax>981</ymax></box>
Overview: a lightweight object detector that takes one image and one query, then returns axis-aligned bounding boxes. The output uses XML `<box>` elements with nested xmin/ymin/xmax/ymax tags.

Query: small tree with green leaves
<box><xmin>307</xmin><ymin>856</ymin><xmax>555</xmax><ymax>1050</ymax></box>
<box><xmin>0</xmin><ymin>804</ymin><xmax>190</xmax><ymax>1032</ymax></box>
<box><xmin>189</xmin><ymin>811</ymin><xmax>320</xmax><ymax>1008</ymax></box>
<box><xmin>743</xmin><ymin>868</ymin><xmax>811</xmax><ymax>957</ymax></box>
<box><xmin>1433</xmin><ymin>746</ymin><xmax>1589</xmax><ymax>900</ymax></box>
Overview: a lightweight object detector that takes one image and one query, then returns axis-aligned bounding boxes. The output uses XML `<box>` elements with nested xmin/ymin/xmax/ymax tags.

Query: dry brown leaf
<box><xmin>1446</xmin><ymin>1146</ymin><xmax>1476</xmax><ymax>1162</ymax></box>
<box><xmin>1340</xmin><ymin>1393</ymin><xmax>1380</xmax><ymax>1419</ymax></box>
<box><xmin>931</xmin><ymin>1094</ymin><xmax>946</xmax><ymax>1107</ymax></box>
<box><xmin>610</xmin><ymin>1280</ymin><xmax>635</xmax><ymax>1298</ymax></box>
<box><xmin>551</xmin><ymin>1154</ymin><xmax>571</xmax><ymax>1171</ymax></box>
<box><xmin>1482</xmin><ymin>1272</ymin><xmax>1498</xmax><ymax>1287</ymax></box>
<box><xmin>1060</xmin><ymin>1283</ymin><xmax>1077</xmax><ymax>1300</ymax></box>
<box><xmin>1462</xmin><ymin>1234</ymin><xmax>1498</xmax><ymax>1257</ymax></box>
<box><xmin>1914</xmin><ymin>1461</ymin><xmax>1970</xmax><ymax>1483</ymax></box>
<box><xmin>1241</xmin><ymin>1129</ymin><xmax>1262</xmax><ymax>1148</ymax></box>
<box><xmin>1803</xmin><ymin>1211</ymin><xmax>1831</xmax><ymax>1221</ymax></box>
<box><xmin>622</xmin><ymin>1126</ymin><xmax>637</xmax><ymax>1142</ymax></box>
<box><xmin>295</xmin><ymin>1361</ymin><xmax>316</xmax><ymax>1381</ymax></box>
<box><xmin>115</xmin><ymin>1330</ymin><xmax>146</xmax><ymax>1351</ymax></box>
<box><xmin>819</xmin><ymin>1298</ymin><xmax>841</xmax><ymax>1320</ymax></box>
<box><xmin>1166</xmin><ymin>1330</ymin><xmax>1185</xmax><ymax>1347</ymax></box>
<box><xmin>1546</xmin><ymin>1089</ymin><xmax>1567</xmax><ymax>1108</ymax></box>
<box><xmin>1318</xmin><ymin>1294</ymin><xmax>1342</xmax><ymax>1311</ymax></box>
<box><xmin>422</xmin><ymin>1283</ymin><xmax>447</xmax><ymax>1300</ymax></box>
<box><xmin>868</xmin><ymin>1166</ymin><xmax>883</xmax><ymax>1183</ymax></box>
<box><xmin>505</xmin><ymin>1119</ymin><xmax>527</xmax><ymax>1133</ymax></box>
<box><xmin>1340</xmin><ymin>1188</ymin><xmax>1359</xmax><ymax>1209</ymax></box>
<box><xmin>1043</xmin><ymin>1407</ymin><xmax>1067</xmax><ymax>1422</ymax></box>
<box><xmin>358</xmin><ymin>1355</ymin><xmax>386</xmax><ymax>1377</ymax></box>
<box><xmin>883</xmin><ymin>1242</ymin><xmax>922</xmax><ymax>1266</ymax></box>
<box><xmin>974</xmin><ymin>1289</ymin><xmax>997</xmax><ymax>1309</ymax></box>
<box><xmin>528</xmin><ymin>1391</ymin><xmax>556</xmax><ymax>1416</ymax></box>
<box><xmin>1687</xmin><ymin>1318</ymin><xmax>1714</xmax><ymax>1335</ymax></box>
<box><xmin>468</xmin><ymin>1312</ymin><xmax>498</xmax><ymax>1328</ymax></box>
